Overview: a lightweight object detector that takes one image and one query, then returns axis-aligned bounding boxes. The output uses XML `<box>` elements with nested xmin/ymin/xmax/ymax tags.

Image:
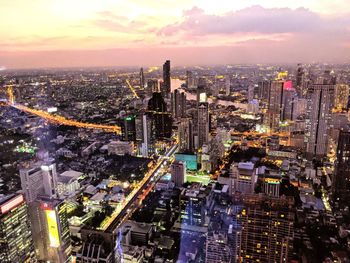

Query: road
<box><xmin>99</xmin><ymin>143</ymin><xmax>178</xmax><ymax>233</ymax></box>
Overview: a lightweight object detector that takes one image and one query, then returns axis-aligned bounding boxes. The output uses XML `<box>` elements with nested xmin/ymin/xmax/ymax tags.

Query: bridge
<box><xmin>1</xmin><ymin>85</ymin><xmax>121</xmax><ymax>134</ymax></box>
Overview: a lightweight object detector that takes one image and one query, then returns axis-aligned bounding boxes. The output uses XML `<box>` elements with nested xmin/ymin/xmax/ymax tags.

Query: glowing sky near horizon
<box><xmin>0</xmin><ymin>0</ymin><xmax>349</xmax><ymax>68</ymax></box>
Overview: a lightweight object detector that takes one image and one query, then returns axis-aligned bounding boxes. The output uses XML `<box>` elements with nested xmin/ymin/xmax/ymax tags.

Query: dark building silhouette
<box><xmin>121</xmin><ymin>115</ymin><xmax>136</xmax><ymax>141</ymax></box>
<box><xmin>147</xmin><ymin>92</ymin><xmax>172</xmax><ymax>139</ymax></box>
<box><xmin>333</xmin><ymin>129</ymin><xmax>350</xmax><ymax>205</ymax></box>
<box><xmin>162</xmin><ymin>60</ymin><xmax>171</xmax><ymax>97</ymax></box>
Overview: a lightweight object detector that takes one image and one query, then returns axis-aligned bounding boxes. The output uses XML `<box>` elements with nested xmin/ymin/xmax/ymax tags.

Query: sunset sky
<box><xmin>0</xmin><ymin>0</ymin><xmax>349</xmax><ymax>68</ymax></box>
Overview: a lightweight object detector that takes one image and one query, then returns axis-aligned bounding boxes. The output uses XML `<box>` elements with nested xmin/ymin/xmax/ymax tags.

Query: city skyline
<box><xmin>1</xmin><ymin>0</ymin><xmax>350</xmax><ymax>69</ymax></box>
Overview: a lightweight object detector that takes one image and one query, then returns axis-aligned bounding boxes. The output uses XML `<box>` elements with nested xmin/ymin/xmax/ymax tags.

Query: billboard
<box><xmin>45</xmin><ymin>210</ymin><xmax>60</xmax><ymax>248</ymax></box>
<box><xmin>175</xmin><ymin>153</ymin><xmax>197</xmax><ymax>171</ymax></box>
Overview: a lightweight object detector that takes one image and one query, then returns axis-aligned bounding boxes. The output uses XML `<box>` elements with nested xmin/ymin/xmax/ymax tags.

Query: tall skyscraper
<box><xmin>146</xmin><ymin>79</ymin><xmax>158</xmax><ymax>96</ymax></box>
<box><xmin>171</xmin><ymin>160</ymin><xmax>186</xmax><ymax>187</ymax></box>
<box><xmin>186</xmin><ymin>70</ymin><xmax>195</xmax><ymax>89</ymax></box>
<box><xmin>332</xmin><ymin>129</ymin><xmax>350</xmax><ymax>204</ymax></box>
<box><xmin>238</xmin><ymin>194</ymin><xmax>294</xmax><ymax>263</ymax></box>
<box><xmin>121</xmin><ymin>115</ymin><xmax>137</xmax><ymax>141</ymax></box>
<box><xmin>30</xmin><ymin>198</ymin><xmax>71</xmax><ymax>262</ymax></box>
<box><xmin>197</xmin><ymin>101</ymin><xmax>209</xmax><ymax>148</ymax></box>
<box><xmin>178</xmin><ymin>118</ymin><xmax>193</xmax><ymax>152</ymax></box>
<box><xmin>334</xmin><ymin>84</ymin><xmax>349</xmax><ymax>110</ymax></box>
<box><xmin>136</xmin><ymin>113</ymin><xmax>153</xmax><ymax>157</ymax></box>
<box><xmin>265</xmin><ymin>79</ymin><xmax>284</xmax><ymax>133</ymax></box>
<box><xmin>171</xmin><ymin>89</ymin><xmax>186</xmax><ymax>119</ymax></box>
<box><xmin>305</xmin><ymin>77</ymin><xmax>335</xmax><ymax>159</ymax></box>
<box><xmin>0</xmin><ymin>194</ymin><xmax>36</xmax><ymax>263</ymax></box>
<box><xmin>162</xmin><ymin>60</ymin><xmax>171</xmax><ymax>97</ymax></box>
<box><xmin>20</xmin><ymin>161</ymin><xmax>58</xmax><ymax>203</ymax></box>
<box><xmin>139</xmin><ymin>67</ymin><xmax>145</xmax><ymax>89</ymax></box>
<box><xmin>147</xmin><ymin>91</ymin><xmax>172</xmax><ymax>139</ymax></box>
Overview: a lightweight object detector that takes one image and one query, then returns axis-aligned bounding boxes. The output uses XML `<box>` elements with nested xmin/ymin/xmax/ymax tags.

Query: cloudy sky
<box><xmin>0</xmin><ymin>0</ymin><xmax>349</xmax><ymax>68</ymax></box>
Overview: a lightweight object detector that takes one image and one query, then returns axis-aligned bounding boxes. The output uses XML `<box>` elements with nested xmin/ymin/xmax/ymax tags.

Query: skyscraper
<box><xmin>171</xmin><ymin>89</ymin><xmax>186</xmax><ymax>119</ymax></box>
<box><xmin>206</xmin><ymin>231</ymin><xmax>232</xmax><ymax>263</ymax></box>
<box><xmin>162</xmin><ymin>60</ymin><xmax>171</xmax><ymax>97</ymax></box>
<box><xmin>186</xmin><ymin>70</ymin><xmax>195</xmax><ymax>89</ymax></box>
<box><xmin>178</xmin><ymin>118</ymin><xmax>193</xmax><ymax>152</ymax></box>
<box><xmin>305</xmin><ymin>77</ymin><xmax>335</xmax><ymax>159</ymax></box>
<box><xmin>238</xmin><ymin>194</ymin><xmax>294</xmax><ymax>263</ymax></box>
<box><xmin>265</xmin><ymin>79</ymin><xmax>284</xmax><ymax>133</ymax></box>
<box><xmin>20</xmin><ymin>161</ymin><xmax>58</xmax><ymax>203</ymax></box>
<box><xmin>334</xmin><ymin>84</ymin><xmax>349</xmax><ymax>111</ymax></box>
<box><xmin>171</xmin><ymin>160</ymin><xmax>186</xmax><ymax>187</ymax></box>
<box><xmin>146</xmin><ymin>79</ymin><xmax>158</xmax><ymax>96</ymax></box>
<box><xmin>0</xmin><ymin>194</ymin><xmax>36</xmax><ymax>263</ymax></box>
<box><xmin>121</xmin><ymin>115</ymin><xmax>137</xmax><ymax>141</ymax></box>
<box><xmin>139</xmin><ymin>67</ymin><xmax>145</xmax><ymax>89</ymax></box>
<box><xmin>147</xmin><ymin>91</ymin><xmax>172</xmax><ymax>139</ymax></box>
<box><xmin>197</xmin><ymin>101</ymin><xmax>209</xmax><ymax>148</ymax></box>
<box><xmin>332</xmin><ymin>129</ymin><xmax>350</xmax><ymax>204</ymax></box>
<box><xmin>136</xmin><ymin>113</ymin><xmax>153</xmax><ymax>157</ymax></box>
<box><xmin>30</xmin><ymin>198</ymin><xmax>71</xmax><ymax>262</ymax></box>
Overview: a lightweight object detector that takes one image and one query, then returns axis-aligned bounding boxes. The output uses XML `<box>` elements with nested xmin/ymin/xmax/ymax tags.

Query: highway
<box><xmin>126</xmin><ymin>79</ymin><xmax>139</xmax><ymax>98</ymax></box>
<box><xmin>12</xmin><ymin>104</ymin><xmax>121</xmax><ymax>134</ymax></box>
<box><xmin>98</xmin><ymin>143</ymin><xmax>178</xmax><ymax>233</ymax></box>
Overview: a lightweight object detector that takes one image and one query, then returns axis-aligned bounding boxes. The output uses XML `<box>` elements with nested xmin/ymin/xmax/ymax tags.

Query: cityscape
<box><xmin>1</xmin><ymin>1</ymin><xmax>350</xmax><ymax>263</ymax></box>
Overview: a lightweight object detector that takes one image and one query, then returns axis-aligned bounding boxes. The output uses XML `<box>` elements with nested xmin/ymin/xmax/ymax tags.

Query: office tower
<box><xmin>186</xmin><ymin>70</ymin><xmax>195</xmax><ymax>89</ymax></box>
<box><xmin>137</xmin><ymin>113</ymin><xmax>153</xmax><ymax>157</ymax></box>
<box><xmin>282</xmin><ymin>81</ymin><xmax>296</xmax><ymax>121</ymax></box>
<box><xmin>206</xmin><ymin>231</ymin><xmax>232</xmax><ymax>263</ymax></box>
<box><xmin>178</xmin><ymin>118</ymin><xmax>193</xmax><ymax>152</ymax></box>
<box><xmin>257</xmin><ymin>80</ymin><xmax>270</xmax><ymax>106</ymax></box>
<box><xmin>147</xmin><ymin>79</ymin><xmax>158</xmax><ymax>96</ymax></box>
<box><xmin>238</xmin><ymin>194</ymin><xmax>294</xmax><ymax>263</ymax></box>
<box><xmin>247</xmin><ymin>85</ymin><xmax>255</xmax><ymax>102</ymax></box>
<box><xmin>296</xmin><ymin>64</ymin><xmax>304</xmax><ymax>91</ymax></box>
<box><xmin>171</xmin><ymin>160</ymin><xmax>186</xmax><ymax>187</ymax></box>
<box><xmin>332</xmin><ymin>129</ymin><xmax>350</xmax><ymax>204</ymax></box>
<box><xmin>231</xmin><ymin>162</ymin><xmax>257</xmax><ymax>194</ymax></box>
<box><xmin>20</xmin><ymin>161</ymin><xmax>58</xmax><ymax>203</ymax></box>
<box><xmin>121</xmin><ymin>115</ymin><xmax>136</xmax><ymax>141</ymax></box>
<box><xmin>265</xmin><ymin>79</ymin><xmax>284</xmax><ymax>132</ymax></box>
<box><xmin>197</xmin><ymin>101</ymin><xmax>209</xmax><ymax>148</ymax></box>
<box><xmin>334</xmin><ymin>84</ymin><xmax>349</xmax><ymax>110</ymax></box>
<box><xmin>139</xmin><ymin>67</ymin><xmax>145</xmax><ymax>89</ymax></box>
<box><xmin>30</xmin><ymin>198</ymin><xmax>71</xmax><ymax>262</ymax></box>
<box><xmin>225</xmin><ymin>76</ymin><xmax>231</xmax><ymax>96</ymax></box>
<box><xmin>171</xmin><ymin>89</ymin><xmax>187</xmax><ymax>119</ymax></box>
<box><xmin>0</xmin><ymin>194</ymin><xmax>36</xmax><ymax>263</ymax></box>
<box><xmin>305</xmin><ymin>78</ymin><xmax>335</xmax><ymax>159</ymax></box>
<box><xmin>179</xmin><ymin>184</ymin><xmax>206</xmax><ymax>226</ymax></box>
<box><xmin>162</xmin><ymin>60</ymin><xmax>171</xmax><ymax>97</ymax></box>
<box><xmin>147</xmin><ymin>91</ymin><xmax>172</xmax><ymax>139</ymax></box>
<box><xmin>262</xmin><ymin>174</ymin><xmax>281</xmax><ymax>197</ymax></box>
<box><xmin>197</xmin><ymin>84</ymin><xmax>207</xmax><ymax>105</ymax></box>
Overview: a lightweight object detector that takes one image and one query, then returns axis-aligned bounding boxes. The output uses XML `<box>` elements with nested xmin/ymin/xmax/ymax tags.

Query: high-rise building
<box><xmin>121</xmin><ymin>115</ymin><xmax>136</xmax><ymax>141</ymax></box>
<box><xmin>139</xmin><ymin>67</ymin><xmax>145</xmax><ymax>89</ymax></box>
<box><xmin>334</xmin><ymin>84</ymin><xmax>349</xmax><ymax>110</ymax></box>
<box><xmin>197</xmin><ymin>101</ymin><xmax>209</xmax><ymax>148</ymax></box>
<box><xmin>206</xmin><ymin>231</ymin><xmax>232</xmax><ymax>263</ymax></box>
<box><xmin>171</xmin><ymin>160</ymin><xmax>186</xmax><ymax>187</ymax></box>
<box><xmin>30</xmin><ymin>198</ymin><xmax>71</xmax><ymax>262</ymax></box>
<box><xmin>171</xmin><ymin>89</ymin><xmax>187</xmax><ymax>119</ymax></box>
<box><xmin>225</xmin><ymin>76</ymin><xmax>231</xmax><ymax>96</ymax></box>
<box><xmin>162</xmin><ymin>60</ymin><xmax>171</xmax><ymax>97</ymax></box>
<box><xmin>178</xmin><ymin>118</ymin><xmax>193</xmax><ymax>152</ymax></box>
<box><xmin>238</xmin><ymin>194</ymin><xmax>294</xmax><ymax>263</ymax></box>
<box><xmin>136</xmin><ymin>113</ymin><xmax>153</xmax><ymax>157</ymax></box>
<box><xmin>257</xmin><ymin>80</ymin><xmax>270</xmax><ymax>108</ymax></box>
<box><xmin>231</xmin><ymin>162</ymin><xmax>257</xmax><ymax>194</ymax></box>
<box><xmin>0</xmin><ymin>194</ymin><xmax>36</xmax><ymax>263</ymax></box>
<box><xmin>305</xmin><ymin>77</ymin><xmax>335</xmax><ymax>159</ymax></box>
<box><xmin>332</xmin><ymin>129</ymin><xmax>350</xmax><ymax>204</ymax></box>
<box><xmin>146</xmin><ymin>79</ymin><xmax>158</xmax><ymax>96</ymax></box>
<box><xmin>186</xmin><ymin>70</ymin><xmax>195</xmax><ymax>89</ymax></box>
<box><xmin>20</xmin><ymin>161</ymin><xmax>58</xmax><ymax>203</ymax></box>
<box><xmin>265</xmin><ymin>79</ymin><xmax>284</xmax><ymax>132</ymax></box>
<box><xmin>147</xmin><ymin>92</ymin><xmax>172</xmax><ymax>139</ymax></box>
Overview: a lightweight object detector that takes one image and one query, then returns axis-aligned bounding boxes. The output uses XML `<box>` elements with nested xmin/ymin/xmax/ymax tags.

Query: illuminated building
<box><xmin>147</xmin><ymin>91</ymin><xmax>172</xmax><ymax>139</ymax></box>
<box><xmin>197</xmin><ymin>101</ymin><xmax>209</xmax><ymax>148</ymax></box>
<box><xmin>162</xmin><ymin>60</ymin><xmax>171</xmax><ymax>97</ymax></box>
<box><xmin>231</xmin><ymin>162</ymin><xmax>257</xmax><ymax>194</ymax></box>
<box><xmin>175</xmin><ymin>153</ymin><xmax>198</xmax><ymax>171</ymax></box>
<box><xmin>225</xmin><ymin>76</ymin><xmax>231</xmax><ymax>96</ymax></box>
<box><xmin>186</xmin><ymin>70</ymin><xmax>195</xmax><ymax>89</ymax></box>
<box><xmin>305</xmin><ymin>77</ymin><xmax>335</xmax><ymax>159</ymax></box>
<box><xmin>332</xmin><ymin>129</ymin><xmax>350</xmax><ymax>205</ymax></box>
<box><xmin>136</xmin><ymin>113</ymin><xmax>153</xmax><ymax>157</ymax></box>
<box><xmin>178</xmin><ymin>118</ymin><xmax>193</xmax><ymax>152</ymax></box>
<box><xmin>171</xmin><ymin>89</ymin><xmax>187</xmax><ymax>118</ymax></box>
<box><xmin>121</xmin><ymin>115</ymin><xmax>137</xmax><ymax>141</ymax></box>
<box><xmin>179</xmin><ymin>184</ymin><xmax>207</xmax><ymax>227</ymax></box>
<box><xmin>29</xmin><ymin>198</ymin><xmax>71</xmax><ymax>262</ymax></box>
<box><xmin>262</xmin><ymin>174</ymin><xmax>281</xmax><ymax>198</ymax></box>
<box><xmin>238</xmin><ymin>194</ymin><xmax>294</xmax><ymax>263</ymax></box>
<box><xmin>20</xmin><ymin>161</ymin><xmax>58</xmax><ymax>203</ymax></box>
<box><xmin>0</xmin><ymin>194</ymin><xmax>36</xmax><ymax>263</ymax></box>
<box><xmin>206</xmin><ymin>231</ymin><xmax>232</xmax><ymax>263</ymax></box>
<box><xmin>139</xmin><ymin>67</ymin><xmax>145</xmax><ymax>89</ymax></box>
<box><xmin>334</xmin><ymin>84</ymin><xmax>349</xmax><ymax>110</ymax></box>
<box><xmin>171</xmin><ymin>160</ymin><xmax>186</xmax><ymax>187</ymax></box>
<box><xmin>256</xmin><ymin>80</ymin><xmax>270</xmax><ymax>108</ymax></box>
